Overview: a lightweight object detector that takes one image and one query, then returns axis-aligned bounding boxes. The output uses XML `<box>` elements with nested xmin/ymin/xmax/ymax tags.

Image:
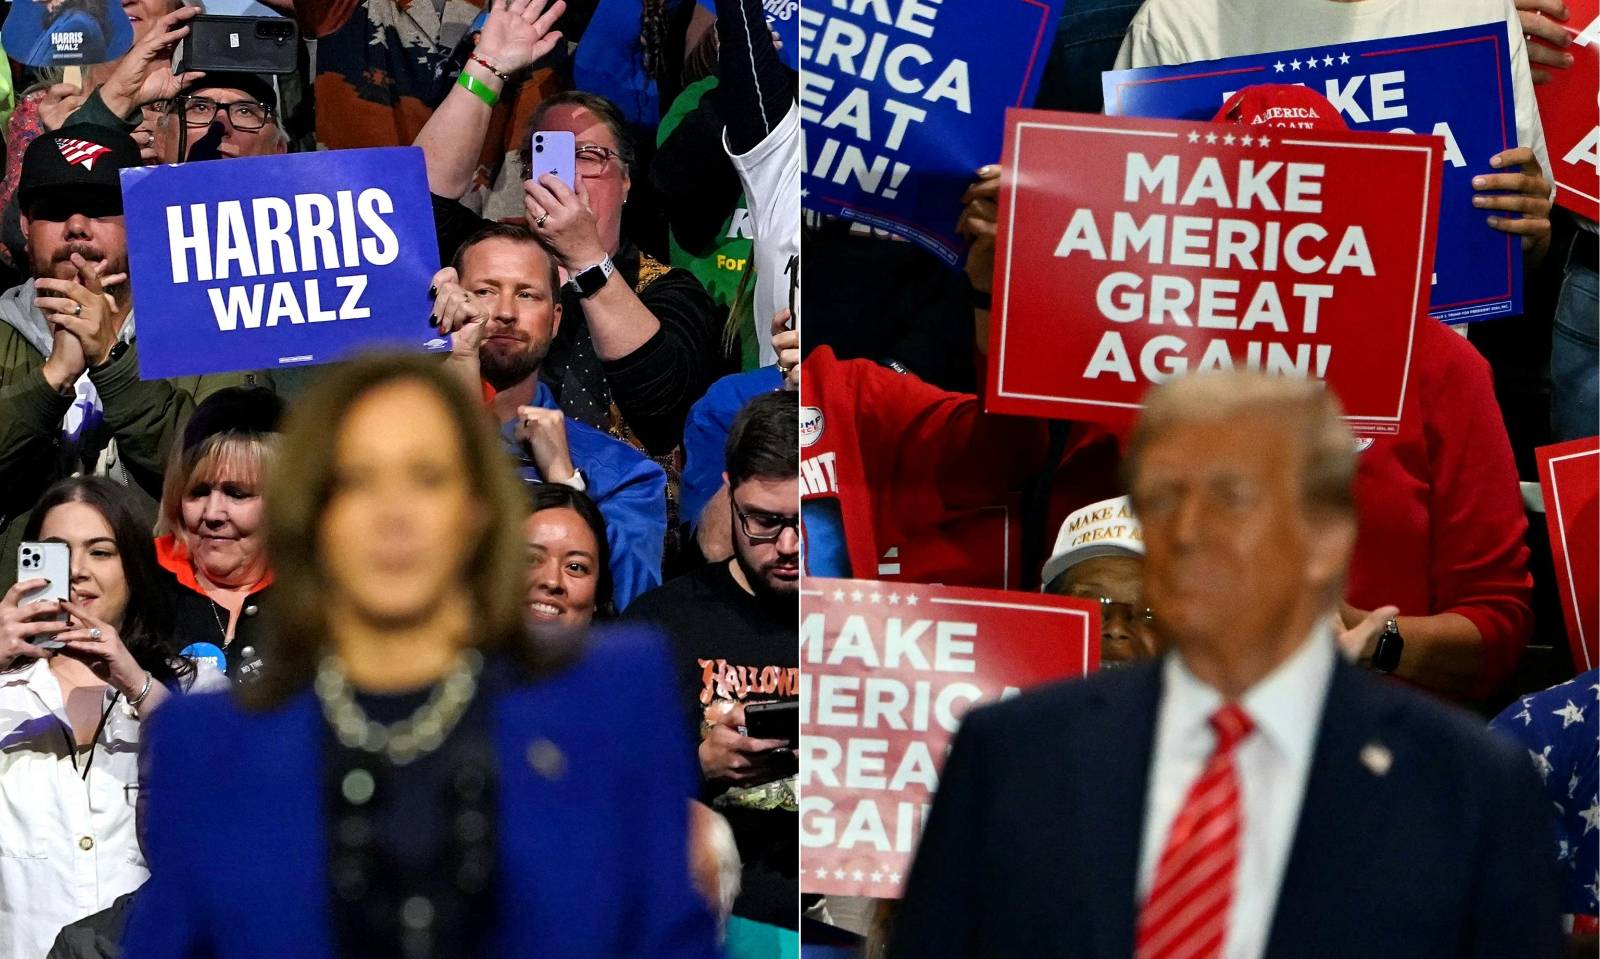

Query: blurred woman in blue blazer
<box><xmin>123</xmin><ymin>354</ymin><xmax>720</xmax><ymax>959</ymax></box>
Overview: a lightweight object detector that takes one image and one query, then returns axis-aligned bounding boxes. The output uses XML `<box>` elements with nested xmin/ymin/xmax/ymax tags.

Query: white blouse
<box><xmin>0</xmin><ymin>658</ymin><xmax>223</xmax><ymax>959</ymax></box>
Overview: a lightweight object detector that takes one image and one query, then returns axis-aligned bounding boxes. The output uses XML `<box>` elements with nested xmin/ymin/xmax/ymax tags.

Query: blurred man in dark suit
<box><xmin>888</xmin><ymin>371</ymin><xmax>1562</xmax><ymax>959</ymax></box>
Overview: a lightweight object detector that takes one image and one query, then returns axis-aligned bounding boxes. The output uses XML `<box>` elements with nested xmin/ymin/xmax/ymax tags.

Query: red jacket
<box><xmin>800</xmin><ymin>347</ymin><xmax>1112</xmax><ymax>588</ymax></box>
<box><xmin>1348</xmin><ymin>319</ymin><xmax>1533</xmax><ymax>697</ymax></box>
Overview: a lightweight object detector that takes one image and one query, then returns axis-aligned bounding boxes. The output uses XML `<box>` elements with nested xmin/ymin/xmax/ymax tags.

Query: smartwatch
<box><xmin>566</xmin><ymin>255</ymin><xmax>614</xmax><ymax>299</ymax></box>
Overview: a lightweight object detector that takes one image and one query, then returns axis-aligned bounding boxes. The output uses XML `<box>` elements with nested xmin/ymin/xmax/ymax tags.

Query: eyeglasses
<box><xmin>575</xmin><ymin>145</ymin><xmax>623</xmax><ymax>177</ymax></box>
<box><xmin>522</xmin><ymin>144</ymin><xmax>626</xmax><ymax>181</ymax></box>
<box><xmin>170</xmin><ymin>96</ymin><xmax>273</xmax><ymax>132</ymax></box>
<box><xmin>733</xmin><ymin>505</ymin><xmax>799</xmax><ymax>544</ymax></box>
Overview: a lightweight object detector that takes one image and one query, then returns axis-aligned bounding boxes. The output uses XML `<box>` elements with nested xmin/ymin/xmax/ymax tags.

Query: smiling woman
<box><xmin>153</xmin><ymin>386</ymin><xmax>284</xmax><ymax>682</ymax></box>
<box><xmin>525</xmin><ymin>483</ymin><xmax>614</xmax><ymax>626</ymax></box>
<box><xmin>0</xmin><ymin>477</ymin><xmax>204</xmax><ymax>959</ymax></box>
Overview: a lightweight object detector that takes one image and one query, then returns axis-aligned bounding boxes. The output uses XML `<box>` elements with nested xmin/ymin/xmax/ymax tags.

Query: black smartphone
<box><xmin>784</xmin><ymin>253</ymin><xmax>799</xmax><ymax>329</ymax></box>
<box><xmin>743</xmin><ymin>700</ymin><xmax>798</xmax><ymax>746</ymax></box>
<box><xmin>173</xmin><ymin>15</ymin><xmax>298</xmax><ymax>76</ymax></box>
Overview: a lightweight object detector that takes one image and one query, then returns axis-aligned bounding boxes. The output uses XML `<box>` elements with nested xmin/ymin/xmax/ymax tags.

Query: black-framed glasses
<box><xmin>732</xmin><ymin>505</ymin><xmax>799</xmax><ymax>544</ymax></box>
<box><xmin>170</xmin><ymin>96</ymin><xmax>273</xmax><ymax>131</ymax></box>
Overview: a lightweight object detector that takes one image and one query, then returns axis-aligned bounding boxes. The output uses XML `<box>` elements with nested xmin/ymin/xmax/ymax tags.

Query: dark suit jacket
<box><xmin>120</xmin><ymin>627</ymin><xmax>721</xmax><ymax>959</ymax></box>
<box><xmin>889</xmin><ymin>657</ymin><xmax>1563</xmax><ymax>959</ymax></box>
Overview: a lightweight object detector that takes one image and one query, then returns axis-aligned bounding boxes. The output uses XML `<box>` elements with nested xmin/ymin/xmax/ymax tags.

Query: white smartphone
<box><xmin>17</xmin><ymin>541</ymin><xmax>70</xmax><ymax>647</ymax></box>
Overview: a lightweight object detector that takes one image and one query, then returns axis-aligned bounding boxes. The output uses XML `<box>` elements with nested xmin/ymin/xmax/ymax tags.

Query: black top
<box><xmin>47</xmin><ymin>891</ymin><xmax>135</xmax><ymax>959</ymax></box>
<box><xmin>623</xmin><ymin>562</ymin><xmax>798</xmax><ymax>929</ymax></box>
<box><xmin>322</xmin><ymin>675</ymin><xmax>498</xmax><ymax>959</ymax></box>
<box><xmin>161</xmin><ymin>573</ymin><xmax>273</xmax><ymax>684</ymax></box>
<box><xmin>431</xmin><ymin>195</ymin><xmax>726</xmax><ymax>455</ymax></box>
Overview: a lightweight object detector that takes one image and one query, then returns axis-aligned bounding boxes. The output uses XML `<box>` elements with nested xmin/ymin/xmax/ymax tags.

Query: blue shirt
<box><xmin>680</xmin><ymin>365</ymin><xmax>782</xmax><ymax>531</ymax></box>
<box><xmin>1491</xmin><ymin>668</ymin><xmax>1600</xmax><ymax>918</ymax></box>
<box><xmin>503</xmin><ymin>383</ymin><xmax>667</xmax><ymax>610</ymax></box>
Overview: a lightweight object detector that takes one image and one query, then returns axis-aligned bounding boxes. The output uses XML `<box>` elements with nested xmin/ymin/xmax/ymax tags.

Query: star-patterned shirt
<box><xmin>1491</xmin><ymin>668</ymin><xmax>1599</xmax><ymax>919</ymax></box>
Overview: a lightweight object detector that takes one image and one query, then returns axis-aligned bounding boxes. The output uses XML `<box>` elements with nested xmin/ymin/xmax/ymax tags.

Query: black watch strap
<box><xmin>92</xmin><ymin>341</ymin><xmax>129</xmax><ymax>372</ymax></box>
<box><xmin>1370</xmin><ymin>619</ymin><xmax>1404</xmax><ymax>674</ymax></box>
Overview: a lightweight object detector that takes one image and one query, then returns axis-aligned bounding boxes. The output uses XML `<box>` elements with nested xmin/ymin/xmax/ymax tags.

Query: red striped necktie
<box><xmin>1135</xmin><ymin>702</ymin><xmax>1256</xmax><ymax>959</ymax></box>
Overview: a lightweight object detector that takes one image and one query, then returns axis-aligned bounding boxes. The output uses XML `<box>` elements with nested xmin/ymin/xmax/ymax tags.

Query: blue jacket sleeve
<box><xmin>680</xmin><ymin>392</ymin><xmax>731</xmax><ymax>531</ymax></box>
<box><xmin>600</xmin><ymin>626</ymin><xmax>724</xmax><ymax>958</ymax></box>
<box><xmin>681</xmin><ymin>367</ymin><xmax>783</xmax><ymax>531</ymax></box>
<box><xmin>594</xmin><ymin>452</ymin><xmax>667</xmax><ymax>611</ymax></box>
<box><xmin>121</xmin><ymin>698</ymin><xmax>213</xmax><ymax>958</ymax></box>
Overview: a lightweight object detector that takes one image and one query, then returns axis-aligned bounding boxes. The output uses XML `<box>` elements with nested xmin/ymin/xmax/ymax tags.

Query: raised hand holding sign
<box><xmin>2</xmin><ymin>0</ymin><xmax>134</xmax><ymax>67</ymax></box>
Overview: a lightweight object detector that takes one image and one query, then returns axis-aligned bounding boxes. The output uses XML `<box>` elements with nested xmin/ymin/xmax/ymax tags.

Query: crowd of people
<box><xmin>798</xmin><ymin>0</ymin><xmax>1595</xmax><ymax>956</ymax></box>
<box><xmin>0</xmin><ymin>0</ymin><xmax>1593</xmax><ymax>954</ymax></box>
<box><xmin>0</xmin><ymin>0</ymin><xmax>797</xmax><ymax>955</ymax></box>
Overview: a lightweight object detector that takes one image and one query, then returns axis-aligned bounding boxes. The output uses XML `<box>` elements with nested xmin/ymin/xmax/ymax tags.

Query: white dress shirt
<box><xmin>0</xmin><ymin>660</ymin><xmax>148</xmax><ymax>959</ymax></box>
<box><xmin>1137</xmin><ymin>631</ymin><xmax>1337</xmax><ymax>959</ymax></box>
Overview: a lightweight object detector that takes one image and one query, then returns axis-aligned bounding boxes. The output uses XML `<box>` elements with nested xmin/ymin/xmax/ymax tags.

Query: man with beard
<box><xmin>625</xmin><ymin>389</ymin><xmax>799</xmax><ymax>950</ymax></box>
<box><xmin>0</xmin><ymin>123</ymin><xmax>263</xmax><ymax>587</ymax></box>
<box><xmin>433</xmin><ymin>222</ymin><xmax>668</xmax><ymax>609</ymax></box>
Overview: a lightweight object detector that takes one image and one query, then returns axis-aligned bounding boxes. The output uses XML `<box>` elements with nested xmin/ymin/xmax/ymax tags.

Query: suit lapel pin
<box><xmin>527</xmin><ymin>738</ymin><xmax>567</xmax><ymax>780</ymax></box>
<box><xmin>1359</xmin><ymin>742</ymin><xmax>1392</xmax><ymax>776</ymax></box>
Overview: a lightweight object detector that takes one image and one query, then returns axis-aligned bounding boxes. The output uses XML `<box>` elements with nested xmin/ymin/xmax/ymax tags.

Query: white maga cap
<box><xmin>1040</xmin><ymin>495</ymin><xmax>1144</xmax><ymax>589</ymax></box>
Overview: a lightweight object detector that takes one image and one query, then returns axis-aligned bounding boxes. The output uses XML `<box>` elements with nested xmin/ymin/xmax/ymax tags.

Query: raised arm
<box><xmin>413</xmin><ymin>0</ymin><xmax>564</xmax><ymax>199</ymax></box>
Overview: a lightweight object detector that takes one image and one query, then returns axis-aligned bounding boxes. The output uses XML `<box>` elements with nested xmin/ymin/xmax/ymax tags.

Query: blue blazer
<box><xmin>889</xmin><ymin>657</ymin><xmax>1564</xmax><ymax>959</ymax></box>
<box><xmin>123</xmin><ymin>627</ymin><xmax>721</xmax><ymax>959</ymax></box>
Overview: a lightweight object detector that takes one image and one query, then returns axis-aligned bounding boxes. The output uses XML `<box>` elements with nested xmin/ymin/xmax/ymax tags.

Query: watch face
<box><xmin>573</xmin><ymin>259</ymin><xmax>611</xmax><ymax>296</ymax></box>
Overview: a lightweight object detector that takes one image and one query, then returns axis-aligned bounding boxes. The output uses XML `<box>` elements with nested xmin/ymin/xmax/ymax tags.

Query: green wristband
<box><xmin>457</xmin><ymin>70</ymin><xmax>499</xmax><ymax>107</ymax></box>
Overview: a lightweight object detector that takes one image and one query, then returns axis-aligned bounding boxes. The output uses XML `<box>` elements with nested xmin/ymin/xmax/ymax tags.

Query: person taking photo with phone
<box><xmin>415</xmin><ymin>0</ymin><xmax>723</xmax><ymax>458</ymax></box>
<box><xmin>0</xmin><ymin>476</ymin><xmax>218</xmax><ymax>959</ymax></box>
<box><xmin>625</xmin><ymin>390</ymin><xmax>800</xmax><ymax>953</ymax></box>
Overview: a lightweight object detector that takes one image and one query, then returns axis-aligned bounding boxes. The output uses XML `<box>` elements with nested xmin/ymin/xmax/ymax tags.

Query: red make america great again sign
<box><xmin>1531</xmin><ymin>0</ymin><xmax>1600</xmax><ymax>222</ymax></box>
<box><xmin>986</xmin><ymin>110</ymin><xmax>1443</xmax><ymax>435</ymax></box>
<box><xmin>799</xmin><ymin>579</ymin><xmax>1098</xmax><ymax>898</ymax></box>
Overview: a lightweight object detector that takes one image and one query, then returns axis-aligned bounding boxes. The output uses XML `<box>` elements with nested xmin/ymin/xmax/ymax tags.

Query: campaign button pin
<box><xmin>1360</xmin><ymin>742</ymin><xmax>1393</xmax><ymax>776</ymax></box>
<box><xmin>181</xmin><ymin>642</ymin><xmax>227</xmax><ymax>673</ymax></box>
<box><xmin>527</xmin><ymin>738</ymin><xmax>566</xmax><ymax>780</ymax></box>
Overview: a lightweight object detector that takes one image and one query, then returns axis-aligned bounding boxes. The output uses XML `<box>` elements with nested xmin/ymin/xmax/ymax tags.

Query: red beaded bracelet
<box><xmin>469</xmin><ymin>52</ymin><xmax>511</xmax><ymax>82</ymax></box>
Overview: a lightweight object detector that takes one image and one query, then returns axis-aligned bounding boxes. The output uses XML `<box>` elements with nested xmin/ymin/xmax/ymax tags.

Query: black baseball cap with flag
<box><xmin>18</xmin><ymin>123</ymin><xmax>141</xmax><ymax>219</ymax></box>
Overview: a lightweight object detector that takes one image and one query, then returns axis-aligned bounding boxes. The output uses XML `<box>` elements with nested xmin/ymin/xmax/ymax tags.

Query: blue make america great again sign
<box><xmin>122</xmin><ymin>147</ymin><xmax>447</xmax><ymax>379</ymax></box>
<box><xmin>1103</xmin><ymin>23</ymin><xmax>1523</xmax><ymax>324</ymax></box>
<box><xmin>800</xmin><ymin>0</ymin><xmax>1064</xmax><ymax>267</ymax></box>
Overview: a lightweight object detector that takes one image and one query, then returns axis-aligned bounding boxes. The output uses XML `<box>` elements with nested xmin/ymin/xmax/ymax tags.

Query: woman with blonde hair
<box><xmin>124</xmin><ymin>354</ymin><xmax>718</xmax><ymax>959</ymax></box>
<box><xmin>153</xmin><ymin>387</ymin><xmax>281</xmax><ymax>681</ymax></box>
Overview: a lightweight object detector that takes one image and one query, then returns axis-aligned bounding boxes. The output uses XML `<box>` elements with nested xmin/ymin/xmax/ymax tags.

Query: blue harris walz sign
<box><xmin>800</xmin><ymin>0</ymin><xmax>1064</xmax><ymax>266</ymax></box>
<box><xmin>1102</xmin><ymin>23</ymin><xmax>1522</xmax><ymax>323</ymax></box>
<box><xmin>122</xmin><ymin>147</ymin><xmax>447</xmax><ymax>380</ymax></box>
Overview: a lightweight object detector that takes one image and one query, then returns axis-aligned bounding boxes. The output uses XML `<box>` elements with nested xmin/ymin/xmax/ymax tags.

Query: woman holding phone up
<box><xmin>123</xmin><ymin>354</ymin><xmax>717</xmax><ymax>959</ymax></box>
<box><xmin>0</xmin><ymin>476</ymin><xmax>215</xmax><ymax>959</ymax></box>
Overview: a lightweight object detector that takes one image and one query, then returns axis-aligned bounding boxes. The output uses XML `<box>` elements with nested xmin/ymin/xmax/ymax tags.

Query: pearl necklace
<box><xmin>314</xmin><ymin>650</ymin><xmax>483</xmax><ymax>766</ymax></box>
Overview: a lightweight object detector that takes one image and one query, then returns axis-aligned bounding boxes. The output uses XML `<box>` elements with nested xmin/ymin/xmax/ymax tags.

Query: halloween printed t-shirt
<box><xmin>622</xmin><ymin>560</ymin><xmax>798</xmax><ymax>929</ymax></box>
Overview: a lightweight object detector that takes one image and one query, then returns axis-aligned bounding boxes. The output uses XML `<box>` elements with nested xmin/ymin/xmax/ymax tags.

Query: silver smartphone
<box><xmin>17</xmin><ymin>541</ymin><xmax>70</xmax><ymax>647</ymax></box>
